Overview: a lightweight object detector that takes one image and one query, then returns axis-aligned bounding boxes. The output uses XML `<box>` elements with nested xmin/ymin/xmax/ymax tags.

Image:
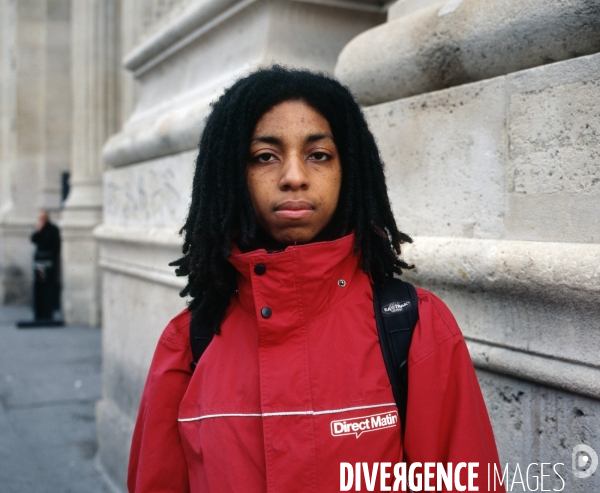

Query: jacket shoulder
<box><xmin>409</xmin><ymin>287</ymin><xmax>464</xmax><ymax>366</ymax></box>
<box><xmin>160</xmin><ymin>308</ymin><xmax>192</xmax><ymax>349</ymax></box>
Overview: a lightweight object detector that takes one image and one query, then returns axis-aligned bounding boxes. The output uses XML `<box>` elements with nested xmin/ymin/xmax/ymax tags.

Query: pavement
<box><xmin>0</xmin><ymin>305</ymin><xmax>108</xmax><ymax>493</ymax></box>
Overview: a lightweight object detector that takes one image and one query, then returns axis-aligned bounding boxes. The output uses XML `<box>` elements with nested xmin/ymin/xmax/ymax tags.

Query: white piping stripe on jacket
<box><xmin>178</xmin><ymin>402</ymin><xmax>396</xmax><ymax>422</ymax></box>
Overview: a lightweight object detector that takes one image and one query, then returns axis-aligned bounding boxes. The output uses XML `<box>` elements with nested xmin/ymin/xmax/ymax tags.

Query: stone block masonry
<box><xmin>353</xmin><ymin>41</ymin><xmax>600</xmax><ymax>492</ymax></box>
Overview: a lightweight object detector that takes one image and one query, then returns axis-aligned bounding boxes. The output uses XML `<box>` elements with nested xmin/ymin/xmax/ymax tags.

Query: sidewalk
<box><xmin>0</xmin><ymin>305</ymin><xmax>108</xmax><ymax>493</ymax></box>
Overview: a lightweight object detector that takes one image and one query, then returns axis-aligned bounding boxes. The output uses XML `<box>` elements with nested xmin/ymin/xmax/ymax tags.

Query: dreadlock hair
<box><xmin>170</xmin><ymin>65</ymin><xmax>413</xmax><ymax>335</ymax></box>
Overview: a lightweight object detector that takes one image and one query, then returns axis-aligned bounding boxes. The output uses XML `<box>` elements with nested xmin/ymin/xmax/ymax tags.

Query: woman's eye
<box><xmin>254</xmin><ymin>153</ymin><xmax>276</xmax><ymax>163</ymax></box>
<box><xmin>310</xmin><ymin>152</ymin><xmax>329</xmax><ymax>161</ymax></box>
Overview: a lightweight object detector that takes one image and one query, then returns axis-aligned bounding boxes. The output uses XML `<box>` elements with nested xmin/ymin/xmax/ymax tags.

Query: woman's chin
<box><xmin>270</xmin><ymin>228</ymin><xmax>319</xmax><ymax>246</ymax></box>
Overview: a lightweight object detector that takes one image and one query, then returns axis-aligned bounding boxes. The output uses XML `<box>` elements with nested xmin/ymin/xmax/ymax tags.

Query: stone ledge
<box><xmin>93</xmin><ymin>229</ymin><xmax>599</xmax><ymax>303</ymax></box>
<box><xmin>94</xmin><ymin>229</ymin><xmax>599</xmax><ymax>304</ymax></box>
<box><xmin>402</xmin><ymin>236</ymin><xmax>599</xmax><ymax>304</ymax></box>
<box><xmin>0</xmin><ymin>219</ymin><xmax>36</xmax><ymax>232</ymax></box>
<box><xmin>123</xmin><ymin>0</ymin><xmax>387</xmax><ymax>78</ymax></box>
<box><xmin>93</xmin><ymin>224</ymin><xmax>182</xmax><ymax>247</ymax></box>
<box><xmin>102</xmin><ymin>92</ymin><xmax>210</xmax><ymax>167</ymax></box>
<box><xmin>335</xmin><ymin>0</ymin><xmax>600</xmax><ymax>105</ymax></box>
<box><xmin>294</xmin><ymin>0</ymin><xmax>387</xmax><ymax>13</ymax></box>
<box><xmin>467</xmin><ymin>339</ymin><xmax>600</xmax><ymax>401</ymax></box>
<box><xmin>124</xmin><ymin>0</ymin><xmax>387</xmax><ymax>77</ymax></box>
<box><xmin>123</xmin><ymin>0</ymin><xmax>242</xmax><ymax>76</ymax></box>
<box><xmin>99</xmin><ymin>256</ymin><xmax>186</xmax><ymax>290</ymax></box>
<box><xmin>61</xmin><ymin>222</ymin><xmax>101</xmax><ymax>233</ymax></box>
<box><xmin>95</xmin><ymin>224</ymin><xmax>185</xmax><ymax>289</ymax></box>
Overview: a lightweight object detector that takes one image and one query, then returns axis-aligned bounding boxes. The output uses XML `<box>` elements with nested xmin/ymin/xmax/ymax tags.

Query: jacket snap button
<box><xmin>261</xmin><ymin>307</ymin><xmax>272</xmax><ymax>319</ymax></box>
<box><xmin>338</xmin><ymin>279</ymin><xmax>346</xmax><ymax>287</ymax></box>
<box><xmin>254</xmin><ymin>263</ymin><xmax>266</xmax><ymax>275</ymax></box>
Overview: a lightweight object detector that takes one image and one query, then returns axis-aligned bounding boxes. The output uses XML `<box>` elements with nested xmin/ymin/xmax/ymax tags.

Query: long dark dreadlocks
<box><xmin>170</xmin><ymin>65</ymin><xmax>413</xmax><ymax>334</ymax></box>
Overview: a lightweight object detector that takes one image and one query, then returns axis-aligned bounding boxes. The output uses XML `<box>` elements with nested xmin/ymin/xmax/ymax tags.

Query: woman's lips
<box><xmin>274</xmin><ymin>201</ymin><xmax>313</xmax><ymax>219</ymax></box>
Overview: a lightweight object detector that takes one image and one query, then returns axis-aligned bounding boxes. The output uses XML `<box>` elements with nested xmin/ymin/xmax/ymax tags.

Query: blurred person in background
<box><xmin>30</xmin><ymin>209</ymin><xmax>61</xmax><ymax>321</ymax></box>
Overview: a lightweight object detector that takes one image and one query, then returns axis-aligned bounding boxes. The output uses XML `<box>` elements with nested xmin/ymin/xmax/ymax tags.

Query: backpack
<box><xmin>189</xmin><ymin>277</ymin><xmax>419</xmax><ymax>441</ymax></box>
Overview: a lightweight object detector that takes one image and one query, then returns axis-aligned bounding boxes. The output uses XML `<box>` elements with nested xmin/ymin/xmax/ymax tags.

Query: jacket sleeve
<box><xmin>128</xmin><ymin>314</ymin><xmax>193</xmax><ymax>493</ymax></box>
<box><xmin>403</xmin><ymin>290</ymin><xmax>506</xmax><ymax>493</ymax></box>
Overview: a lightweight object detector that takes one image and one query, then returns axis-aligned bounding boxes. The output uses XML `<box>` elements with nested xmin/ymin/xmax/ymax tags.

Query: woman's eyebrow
<box><xmin>305</xmin><ymin>133</ymin><xmax>334</xmax><ymax>143</ymax></box>
<box><xmin>251</xmin><ymin>136</ymin><xmax>281</xmax><ymax>145</ymax></box>
<box><xmin>250</xmin><ymin>133</ymin><xmax>333</xmax><ymax>145</ymax></box>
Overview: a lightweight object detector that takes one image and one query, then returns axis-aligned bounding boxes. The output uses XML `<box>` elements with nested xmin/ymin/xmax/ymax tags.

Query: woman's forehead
<box><xmin>252</xmin><ymin>100</ymin><xmax>332</xmax><ymax>138</ymax></box>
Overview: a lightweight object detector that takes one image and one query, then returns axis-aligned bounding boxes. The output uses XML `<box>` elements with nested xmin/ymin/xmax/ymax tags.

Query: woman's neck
<box><xmin>238</xmin><ymin>221</ymin><xmax>344</xmax><ymax>254</ymax></box>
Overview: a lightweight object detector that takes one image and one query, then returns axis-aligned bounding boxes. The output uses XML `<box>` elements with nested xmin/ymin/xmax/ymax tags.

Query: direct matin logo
<box><xmin>572</xmin><ymin>444</ymin><xmax>598</xmax><ymax>479</ymax></box>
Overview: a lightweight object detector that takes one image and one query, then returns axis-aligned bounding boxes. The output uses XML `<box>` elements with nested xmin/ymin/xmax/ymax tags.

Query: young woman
<box><xmin>128</xmin><ymin>66</ymin><xmax>504</xmax><ymax>493</ymax></box>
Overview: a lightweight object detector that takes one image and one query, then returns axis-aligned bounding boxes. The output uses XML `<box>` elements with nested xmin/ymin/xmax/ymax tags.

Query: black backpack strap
<box><xmin>189</xmin><ymin>316</ymin><xmax>214</xmax><ymax>372</ymax></box>
<box><xmin>372</xmin><ymin>277</ymin><xmax>419</xmax><ymax>441</ymax></box>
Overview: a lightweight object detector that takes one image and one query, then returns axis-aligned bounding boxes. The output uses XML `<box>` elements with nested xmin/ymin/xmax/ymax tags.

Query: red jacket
<box><xmin>128</xmin><ymin>234</ymin><xmax>504</xmax><ymax>492</ymax></box>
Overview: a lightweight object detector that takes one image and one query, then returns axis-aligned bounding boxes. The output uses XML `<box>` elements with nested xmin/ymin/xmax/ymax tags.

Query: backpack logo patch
<box><xmin>382</xmin><ymin>301</ymin><xmax>410</xmax><ymax>315</ymax></box>
<box><xmin>330</xmin><ymin>411</ymin><xmax>399</xmax><ymax>439</ymax></box>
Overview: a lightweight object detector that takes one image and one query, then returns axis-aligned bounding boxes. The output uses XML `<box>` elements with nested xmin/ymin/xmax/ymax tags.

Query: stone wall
<box><xmin>337</xmin><ymin>1</ymin><xmax>600</xmax><ymax>490</ymax></box>
<box><xmin>0</xmin><ymin>0</ymin><xmax>71</xmax><ymax>305</ymax></box>
<box><xmin>59</xmin><ymin>0</ymin><xmax>120</xmax><ymax>327</ymax></box>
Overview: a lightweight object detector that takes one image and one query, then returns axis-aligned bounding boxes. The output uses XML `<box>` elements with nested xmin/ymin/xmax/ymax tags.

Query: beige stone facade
<box><xmin>1</xmin><ymin>0</ymin><xmax>599</xmax><ymax>491</ymax></box>
<box><xmin>336</xmin><ymin>2</ymin><xmax>600</xmax><ymax>491</ymax></box>
<box><xmin>0</xmin><ymin>0</ymin><xmax>71</xmax><ymax>305</ymax></box>
<box><xmin>59</xmin><ymin>0</ymin><xmax>121</xmax><ymax>327</ymax></box>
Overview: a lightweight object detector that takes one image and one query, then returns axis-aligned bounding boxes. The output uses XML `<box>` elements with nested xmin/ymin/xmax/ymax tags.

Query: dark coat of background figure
<box><xmin>31</xmin><ymin>218</ymin><xmax>61</xmax><ymax>320</ymax></box>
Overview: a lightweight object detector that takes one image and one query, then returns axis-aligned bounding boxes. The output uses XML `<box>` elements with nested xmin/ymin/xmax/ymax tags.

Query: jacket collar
<box><xmin>228</xmin><ymin>234</ymin><xmax>362</xmax><ymax>320</ymax></box>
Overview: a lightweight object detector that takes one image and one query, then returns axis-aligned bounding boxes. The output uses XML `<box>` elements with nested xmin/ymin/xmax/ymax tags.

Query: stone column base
<box><xmin>60</xmin><ymin>182</ymin><xmax>103</xmax><ymax>326</ymax></box>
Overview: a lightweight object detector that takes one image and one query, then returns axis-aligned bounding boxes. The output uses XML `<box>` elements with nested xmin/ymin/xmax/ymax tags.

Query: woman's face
<box><xmin>246</xmin><ymin>100</ymin><xmax>342</xmax><ymax>245</ymax></box>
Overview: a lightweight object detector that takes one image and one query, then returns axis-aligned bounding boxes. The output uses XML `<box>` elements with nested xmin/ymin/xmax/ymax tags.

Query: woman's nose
<box><xmin>279</xmin><ymin>154</ymin><xmax>309</xmax><ymax>191</ymax></box>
